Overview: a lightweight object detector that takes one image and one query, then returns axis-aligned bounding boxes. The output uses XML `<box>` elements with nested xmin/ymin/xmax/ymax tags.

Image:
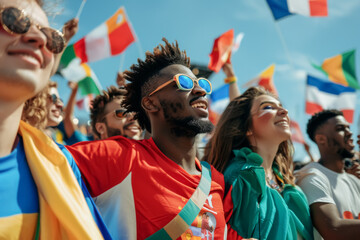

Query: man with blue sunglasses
<box><xmin>67</xmin><ymin>38</ymin><xmax>227</xmax><ymax>239</ymax></box>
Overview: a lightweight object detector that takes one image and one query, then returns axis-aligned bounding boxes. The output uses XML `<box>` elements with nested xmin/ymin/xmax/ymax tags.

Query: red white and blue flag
<box><xmin>266</xmin><ymin>0</ymin><xmax>328</xmax><ymax>20</ymax></box>
<box><xmin>209</xmin><ymin>84</ymin><xmax>230</xmax><ymax>124</ymax></box>
<box><xmin>306</xmin><ymin>75</ymin><xmax>356</xmax><ymax>123</ymax></box>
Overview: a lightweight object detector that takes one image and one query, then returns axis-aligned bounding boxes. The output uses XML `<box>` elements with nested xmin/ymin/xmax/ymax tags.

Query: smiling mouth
<box><xmin>190</xmin><ymin>102</ymin><xmax>207</xmax><ymax>110</ymax></box>
<box><xmin>9</xmin><ymin>52</ymin><xmax>41</xmax><ymax>66</ymax></box>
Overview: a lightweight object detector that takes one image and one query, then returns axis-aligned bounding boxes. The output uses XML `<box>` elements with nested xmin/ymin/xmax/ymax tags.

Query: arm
<box><xmin>310</xmin><ymin>202</ymin><xmax>360</xmax><ymax>240</ymax></box>
<box><xmin>63</xmin><ymin>81</ymin><xmax>78</xmax><ymax>139</ymax></box>
<box><xmin>51</xmin><ymin>18</ymin><xmax>79</xmax><ymax>76</ymax></box>
<box><xmin>222</xmin><ymin>63</ymin><xmax>240</xmax><ymax>101</ymax></box>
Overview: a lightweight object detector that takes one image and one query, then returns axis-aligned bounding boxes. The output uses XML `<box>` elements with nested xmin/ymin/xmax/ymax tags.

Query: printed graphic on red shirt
<box><xmin>343</xmin><ymin>211</ymin><xmax>360</xmax><ymax>219</ymax></box>
<box><xmin>180</xmin><ymin>195</ymin><xmax>217</xmax><ymax>240</ymax></box>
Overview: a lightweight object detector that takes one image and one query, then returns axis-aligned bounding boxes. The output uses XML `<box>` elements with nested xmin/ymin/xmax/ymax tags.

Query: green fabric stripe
<box><xmin>342</xmin><ymin>49</ymin><xmax>359</xmax><ymax>89</ymax></box>
<box><xmin>179</xmin><ymin>199</ymin><xmax>200</xmax><ymax>225</ymax></box>
<box><xmin>78</xmin><ymin>77</ymin><xmax>101</xmax><ymax>96</ymax></box>
<box><xmin>59</xmin><ymin>44</ymin><xmax>77</xmax><ymax>69</ymax></box>
<box><xmin>311</xmin><ymin>63</ymin><xmax>328</xmax><ymax>77</ymax></box>
<box><xmin>146</xmin><ymin>228</ymin><xmax>172</xmax><ymax>240</ymax></box>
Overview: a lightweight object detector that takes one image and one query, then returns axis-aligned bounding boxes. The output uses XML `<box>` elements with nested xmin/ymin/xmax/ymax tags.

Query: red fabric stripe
<box><xmin>73</xmin><ymin>38</ymin><xmax>88</xmax><ymax>63</ymax></box>
<box><xmin>309</xmin><ymin>0</ymin><xmax>328</xmax><ymax>16</ymax></box>
<box><xmin>342</xmin><ymin>109</ymin><xmax>354</xmax><ymax>123</ymax></box>
<box><xmin>305</xmin><ymin>102</ymin><xmax>323</xmax><ymax>115</ymax></box>
<box><xmin>108</xmin><ymin>22</ymin><xmax>135</xmax><ymax>55</ymax></box>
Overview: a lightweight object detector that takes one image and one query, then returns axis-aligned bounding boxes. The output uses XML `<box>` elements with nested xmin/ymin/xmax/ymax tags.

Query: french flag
<box><xmin>306</xmin><ymin>75</ymin><xmax>356</xmax><ymax>123</ymax></box>
<box><xmin>267</xmin><ymin>0</ymin><xmax>328</xmax><ymax>20</ymax></box>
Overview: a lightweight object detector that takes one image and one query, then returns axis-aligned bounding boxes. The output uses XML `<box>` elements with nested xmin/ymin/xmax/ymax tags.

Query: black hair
<box><xmin>306</xmin><ymin>109</ymin><xmax>344</xmax><ymax>142</ymax></box>
<box><xmin>122</xmin><ymin>38</ymin><xmax>190</xmax><ymax>132</ymax></box>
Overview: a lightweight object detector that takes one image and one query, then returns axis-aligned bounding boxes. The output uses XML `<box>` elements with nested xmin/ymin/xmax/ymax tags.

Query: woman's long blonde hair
<box><xmin>203</xmin><ymin>87</ymin><xmax>295</xmax><ymax>185</ymax></box>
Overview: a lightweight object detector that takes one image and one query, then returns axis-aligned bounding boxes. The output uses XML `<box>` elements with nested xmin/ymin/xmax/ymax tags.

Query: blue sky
<box><xmin>50</xmin><ymin>0</ymin><xmax>360</xmax><ymax>161</ymax></box>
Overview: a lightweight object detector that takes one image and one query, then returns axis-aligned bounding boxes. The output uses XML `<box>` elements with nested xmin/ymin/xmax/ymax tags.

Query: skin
<box><xmin>248</xmin><ymin>95</ymin><xmax>291</xmax><ymax>183</ymax></box>
<box><xmin>96</xmin><ymin>97</ymin><xmax>142</xmax><ymax>140</ymax></box>
<box><xmin>310</xmin><ymin>115</ymin><xmax>360</xmax><ymax>239</ymax></box>
<box><xmin>143</xmin><ymin>64</ymin><xmax>213</xmax><ymax>174</ymax></box>
<box><xmin>46</xmin><ymin>87</ymin><xmax>64</xmax><ymax>127</ymax></box>
<box><xmin>0</xmin><ymin>0</ymin><xmax>54</xmax><ymax>157</ymax></box>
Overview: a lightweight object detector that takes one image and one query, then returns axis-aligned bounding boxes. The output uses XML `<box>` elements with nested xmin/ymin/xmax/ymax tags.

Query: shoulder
<box><xmin>295</xmin><ymin>162</ymin><xmax>328</xmax><ymax>184</ymax></box>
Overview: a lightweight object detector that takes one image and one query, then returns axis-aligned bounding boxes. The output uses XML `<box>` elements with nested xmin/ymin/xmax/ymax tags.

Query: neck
<box><xmin>0</xmin><ymin>101</ymin><xmax>24</xmax><ymax>157</ymax></box>
<box><xmin>152</xmin><ymin>129</ymin><xmax>199</xmax><ymax>175</ymax></box>
<box><xmin>251</xmin><ymin>138</ymin><xmax>279</xmax><ymax>176</ymax></box>
<box><xmin>318</xmin><ymin>150</ymin><xmax>345</xmax><ymax>173</ymax></box>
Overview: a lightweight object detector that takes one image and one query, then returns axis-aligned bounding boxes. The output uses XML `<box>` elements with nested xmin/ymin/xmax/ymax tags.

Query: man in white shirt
<box><xmin>296</xmin><ymin>109</ymin><xmax>360</xmax><ymax>240</ymax></box>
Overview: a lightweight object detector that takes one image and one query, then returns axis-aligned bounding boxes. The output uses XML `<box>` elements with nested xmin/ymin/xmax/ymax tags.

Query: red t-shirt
<box><xmin>66</xmin><ymin>136</ymin><xmax>226</xmax><ymax>240</ymax></box>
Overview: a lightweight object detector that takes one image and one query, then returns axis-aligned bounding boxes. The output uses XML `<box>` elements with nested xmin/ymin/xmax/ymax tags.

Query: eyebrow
<box><xmin>259</xmin><ymin>101</ymin><xmax>282</xmax><ymax>107</ymax></box>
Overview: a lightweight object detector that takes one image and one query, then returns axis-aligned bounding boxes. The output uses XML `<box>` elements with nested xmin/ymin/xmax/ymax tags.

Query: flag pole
<box><xmin>119</xmin><ymin>52</ymin><xmax>126</xmax><ymax>72</ymax></box>
<box><xmin>75</xmin><ymin>0</ymin><xmax>87</xmax><ymax>20</ymax></box>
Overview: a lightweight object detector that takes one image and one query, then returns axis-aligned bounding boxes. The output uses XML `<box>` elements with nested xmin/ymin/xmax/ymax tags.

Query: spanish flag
<box><xmin>313</xmin><ymin>49</ymin><xmax>359</xmax><ymax>89</ymax></box>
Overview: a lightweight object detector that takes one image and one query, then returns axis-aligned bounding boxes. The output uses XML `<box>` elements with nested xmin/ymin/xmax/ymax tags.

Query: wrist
<box><xmin>224</xmin><ymin>76</ymin><xmax>237</xmax><ymax>84</ymax></box>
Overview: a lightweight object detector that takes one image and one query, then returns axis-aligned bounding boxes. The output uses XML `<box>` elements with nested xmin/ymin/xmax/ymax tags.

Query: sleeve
<box><xmin>296</xmin><ymin>171</ymin><xmax>335</xmax><ymax>206</ymax></box>
<box><xmin>66</xmin><ymin>136</ymin><xmax>136</xmax><ymax>197</ymax></box>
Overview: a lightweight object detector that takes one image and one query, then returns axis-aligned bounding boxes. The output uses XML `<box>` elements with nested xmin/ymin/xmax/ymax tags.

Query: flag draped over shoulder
<box><xmin>242</xmin><ymin>64</ymin><xmax>278</xmax><ymax>95</ymax></box>
<box><xmin>267</xmin><ymin>0</ymin><xmax>328</xmax><ymax>20</ymax></box>
<box><xmin>306</xmin><ymin>75</ymin><xmax>356</xmax><ymax>123</ymax></box>
<box><xmin>208</xmin><ymin>29</ymin><xmax>234</xmax><ymax>73</ymax></box>
<box><xmin>312</xmin><ymin>49</ymin><xmax>359</xmax><ymax>89</ymax></box>
<box><xmin>65</xmin><ymin>7</ymin><xmax>135</xmax><ymax>64</ymax></box>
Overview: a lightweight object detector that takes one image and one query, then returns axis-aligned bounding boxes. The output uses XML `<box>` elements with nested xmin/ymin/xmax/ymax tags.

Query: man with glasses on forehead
<box><xmin>67</xmin><ymin>39</ymin><xmax>226</xmax><ymax>239</ymax></box>
<box><xmin>91</xmin><ymin>86</ymin><xmax>143</xmax><ymax>140</ymax></box>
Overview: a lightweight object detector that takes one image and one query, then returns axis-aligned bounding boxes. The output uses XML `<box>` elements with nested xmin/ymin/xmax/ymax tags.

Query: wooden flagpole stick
<box><xmin>75</xmin><ymin>0</ymin><xmax>87</xmax><ymax>20</ymax></box>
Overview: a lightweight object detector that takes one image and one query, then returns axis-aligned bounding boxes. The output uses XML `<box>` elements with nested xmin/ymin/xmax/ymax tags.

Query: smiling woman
<box><xmin>203</xmin><ymin>86</ymin><xmax>314</xmax><ymax>240</ymax></box>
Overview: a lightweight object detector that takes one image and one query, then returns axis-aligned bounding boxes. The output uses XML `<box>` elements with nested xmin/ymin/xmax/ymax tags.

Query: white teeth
<box><xmin>191</xmin><ymin>102</ymin><xmax>207</xmax><ymax>109</ymax></box>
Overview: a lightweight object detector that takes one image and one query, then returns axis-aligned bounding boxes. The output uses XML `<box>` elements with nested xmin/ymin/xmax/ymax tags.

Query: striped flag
<box><xmin>242</xmin><ymin>64</ymin><xmax>278</xmax><ymax>95</ymax></box>
<box><xmin>290</xmin><ymin>120</ymin><xmax>305</xmax><ymax>144</ymax></box>
<box><xmin>209</xmin><ymin>84</ymin><xmax>230</xmax><ymax>124</ymax></box>
<box><xmin>306</xmin><ymin>75</ymin><xmax>356</xmax><ymax>123</ymax></box>
<box><xmin>63</xmin><ymin>7</ymin><xmax>135</xmax><ymax>63</ymax></box>
<box><xmin>312</xmin><ymin>49</ymin><xmax>359</xmax><ymax>89</ymax></box>
<box><xmin>208</xmin><ymin>29</ymin><xmax>234</xmax><ymax>73</ymax></box>
<box><xmin>267</xmin><ymin>0</ymin><xmax>328</xmax><ymax>20</ymax></box>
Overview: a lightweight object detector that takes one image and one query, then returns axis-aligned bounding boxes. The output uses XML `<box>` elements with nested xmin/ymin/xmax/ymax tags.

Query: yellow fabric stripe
<box><xmin>81</xmin><ymin>63</ymin><xmax>92</xmax><ymax>77</ymax></box>
<box><xmin>18</xmin><ymin>121</ymin><xmax>103</xmax><ymax>240</ymax></box>
<box><xmin>260</xmin><ymin>64</ymin><xmax>275</xmax><ymax>78</ymax></box>
<box><xmin>106</xmin><ymin>7</ymin><xmax>126</xmax><ymax>34</ymax></box>
<box><xmin>163</xmin><ymin>214</ymin><xmax>189</xmax><ymax>240</ymax></box>
<box><xmin>322</xmin><ymin>54</ymin><xmax>348</xmax><ymax>86</ymax></box>
<box><xmin>0</xmin><ymin>213</ymin><xmax>37</xmax><ymax>239</ymax></box>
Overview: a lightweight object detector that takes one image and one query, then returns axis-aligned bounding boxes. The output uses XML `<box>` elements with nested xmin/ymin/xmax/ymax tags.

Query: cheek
<box><xmin>255</xmin><ymin>110</ymin><xmax>274</xmax><ymax>124</ymax></box>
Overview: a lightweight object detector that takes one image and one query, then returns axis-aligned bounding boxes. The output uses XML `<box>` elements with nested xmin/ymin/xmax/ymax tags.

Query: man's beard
<box><xmin>160</xmin><ymin>100</ymin><xmax>214</xmax><ymax>137</ymax></box>
<box><xmin>330</xmin><ymin>138</ymin><xmax>354</xmax><ymax>159</ymax></box>
<box><xmin>106</xmin><ymin>124</ymin><xmax>123</xmax><ymax>138</ymax></box>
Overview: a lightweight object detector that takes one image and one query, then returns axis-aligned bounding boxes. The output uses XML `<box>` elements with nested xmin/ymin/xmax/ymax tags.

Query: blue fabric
<box><xmin>266</xmin><ymin>0</ymin><xmax>292</xmax><ymax>20</ymax></box>
<box><xmin>307</xmin><ymin>75</ymin><xmax>356</xmax><ymax>94</ymax></box>
<box><xmin>57</xmin><ymin>143</ymin><xmax>112</xmax><ymax>240</ymax></box>
<box><xmin>57</xmin><ymin>121</ymin><xmax>92</xmax><ymax>145</ymax></box>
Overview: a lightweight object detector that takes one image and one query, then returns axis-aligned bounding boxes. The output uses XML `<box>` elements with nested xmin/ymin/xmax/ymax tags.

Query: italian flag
<box><xmin>312</xmin><ymin>49</ymin><xmax>359</xmax><ymax>89</ymax></box>
<box><xmin>63</xmin><ymin>7</ymin><xmax>135</xmax><ymax>63</ymax></box>
<box><xmin>242</xmin><ymin>64</ymin><xmax>278</xmax><ymax>95</ymax></box>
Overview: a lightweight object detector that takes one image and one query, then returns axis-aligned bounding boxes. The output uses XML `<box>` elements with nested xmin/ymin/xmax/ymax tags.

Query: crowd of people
<box><xmin>1</xmin><ymin>0</ymin><xmax>360</xmax><ymax>239</ymax></box>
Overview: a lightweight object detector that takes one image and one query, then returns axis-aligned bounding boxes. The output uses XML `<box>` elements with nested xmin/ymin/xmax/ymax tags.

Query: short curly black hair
<box><xmin>122</xmin><ymin>38</ymin><xmax>191</xmax><ymax>133</ymax></box>
<box><xmin>306</xmin><ymin>109</ymin><xmax>344</xmax><ymax>142</ymax></box>
<box><xmin>90</xmin><ymin>86</ymin><xmax>127</xmax><ymax>138</ymax></box>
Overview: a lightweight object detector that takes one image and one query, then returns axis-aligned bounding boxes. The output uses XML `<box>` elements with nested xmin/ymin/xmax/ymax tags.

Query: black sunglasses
<box><xmin>0</xmin><ymin>7</ymin><xmax>65</xmax><ymax>54</ymax></box>
<box><xmin>48</xmin><ymin>93</ymin><xmax>63</xmax><ymax>105</ymax></box>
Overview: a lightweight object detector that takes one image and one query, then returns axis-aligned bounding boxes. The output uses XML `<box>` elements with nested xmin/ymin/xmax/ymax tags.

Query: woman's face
<box><xmin>249</xmin><ymin>94</ymin><xmax>291</xmax><ymax>144</ymax></box>
<box><xmin>0</xmin><ymin>0</ymin><xmax>54</xmax><ymax>102</ymax></box>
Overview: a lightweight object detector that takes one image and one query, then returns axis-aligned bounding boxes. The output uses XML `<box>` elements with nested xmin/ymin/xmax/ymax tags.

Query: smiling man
<box><xmin>296</xmin><ymin>110</ymin><xmax>360</xmax><ymax>240</ymax></box>
<box><xmin>66</xmin><ymin>39</ymin><xmax>226</xmax><ymax>239</ymax></box>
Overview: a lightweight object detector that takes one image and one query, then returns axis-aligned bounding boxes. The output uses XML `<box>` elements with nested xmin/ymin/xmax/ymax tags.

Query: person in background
<box><xmin>90</xmin><ymin>86</ymin><xmax>143</xmax><ymax>140</ymax></box>
<box><xmin>66</xmin><ymin>38</ymin><xmax>227</xmax><ymax>239</ymax></box>
<box><xmin>296</xmin><ymin>109</ymin><xmax>360</xmax><ymax>240</ymax></box>
<box><xmin>204</xmin><ymin>87</ymin><xmax>313</xmax><ymax>239</ymax></box>
<box><xmin>0</xmin><ymin>0</ymin><xmax>106</xmax><ymax>238</ymax></box>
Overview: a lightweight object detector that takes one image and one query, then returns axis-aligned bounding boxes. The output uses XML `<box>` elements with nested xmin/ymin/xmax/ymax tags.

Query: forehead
<box><xmin>251</xmin><ymin>95</ymin><xmax>280</xmax><ymax>109</ymax></box>
<box><xmin>326</xmin><ymin>115</ymin><xmax>348</xmax><ymax>127</ymax></box>
<box><xmin>104</xmin><ymin>97</ymin><xmax>124</xmax><ymax>114</ymax></box>
<box><xmin>157</xmin><ymin>64</ymin><xmax>194</xmax><ymax>80</ymax></box>
<box><xmin>0</xmin><ymin>0</ymin><xmax>49</xmax><ymax>27</ymax></box>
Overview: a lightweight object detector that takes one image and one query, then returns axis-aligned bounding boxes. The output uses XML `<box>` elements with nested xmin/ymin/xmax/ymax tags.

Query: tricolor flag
<box><xmin>208</xmin><ymin>29</ymin><xmax>234</xmax><ymax>73</ymax></box>
<box><xmin>312</xmin><ymin>49</ymin><xmax>359</xmax><ymax>89</ymax></box>
<box><xmin>64</xmin><ymin>7</ymin><xmax>135</xmax><ymax>63</ymax></box>
<box><xmin>59</xmin><ymin>60</ymin><xmax>102</xmax><ymax>96</ymax></box>
<box><xmin>242</xmin><ymin>64</ymin><xmax>278</xmax><ymax>95</ymax></box>
<box><xmin>209</xmin><ymin>84</ymin><xmax>230</xmax><ymax>124</ymax></box>
<box><xmin>290</xmin><ymin>120</ymin><xmax>305</xmax><ymax>144</ymax></box>
<box><xmin>306</xmin><ymin>75</ymin><xmax>356</xmax><ymax>123</ymax></box>
<box><xmin>267</xmin><ymin>0</ymin><xmax>328</xmax><ymax>20</ymax></box>
<box><xmin>76</xmin><ymin>94</ymin><xmax>94</xmax><ymax>112</ymax></box>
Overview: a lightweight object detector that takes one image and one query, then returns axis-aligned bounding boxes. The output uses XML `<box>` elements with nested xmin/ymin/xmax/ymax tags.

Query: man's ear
<box><xmin>315</xmin><ymin>134</ymin><xmax>327</xmax><ymax>145</ymax></box>
<box><xmin>141</xmin><ymin>96</ymin><xmax>159</xmax><ymax>113</ymax></box>
<box><xmin>95</xmin><ymin>122</ymin><xmax>106</xmax><ymax>135</ymax></box>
